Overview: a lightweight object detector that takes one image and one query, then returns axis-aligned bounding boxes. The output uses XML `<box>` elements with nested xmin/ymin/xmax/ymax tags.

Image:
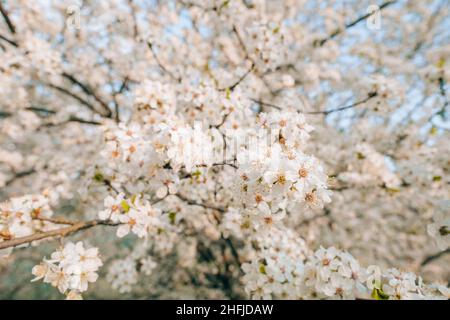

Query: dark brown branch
<box><xmin>211</xmin><ymin>112</ymin><xmax>231</xmax><ymax>129</ymax></box>
<box><xmin>429</xmin><ymin>76</ymin><xmax>449</xmax><ymax>122</ymax></box>
<box><xmin>40</xmin><ymin>116</ymin><xmax>102</xmax><ymax>128</ymax></box>
<box><xmin>249</xmin><ymin>98</ymin><xmax>282</xmax><ymax>110</ymax></box>
<box><xmin>316</xmin><ymin>1</ymin><xmax>397</xmax><ymax>46</ymax></box>
<box><xmin>102</xmin><ymin>178</ymin><xmax>120</xmax><ymax>194</ymax></box>
<box><xmin>0</xmin><ymin>25</ymin><xmax>112</xmax><ymax>118</ymax></box>
<box><xmin>147</xmin><ymin>41</ymin><xmax>181</xmax><ymax>82</ymax></box>
<box><xmin>421</xmin><ymin>248</ymin><xmax>450</xmax><ymax>266</ymax></box>
<box><xmin>223</xmin><ymin>237</ymin><xmax>241</xmax><ymax>268</ymax></box>
<box><xmin>26</xmin><ymin>106</ymin><xmax>56</xmax><ymax>115</ymax></box>
<box><xmin>232</xmin><ymin>24</ymin><xmax>250</xmax><ymax>60</ymax></box>
<box><xmin>2</xmin><ymin>107</ymin><xmax>100</xmax><ymax>127</ymax></box>
<box><xmin>47</xmin><ymin>83</ymin><xmax>110</xmax><ymax>117</ymax></box>
<box><xmin>232</xmin><ymin>24</ymin><xmax>275</xmax><ymax>95</ymax></box>
<box><xmin>0</xmin><ymin>110</ymin><xmax>11</xmax><ymax>118</ymax></box>
<box><xmin>1</xmin><ymin>106</ymin><xmax>55</xmax><ymax>118</ymax></box>
<box><xmin>0</xmin><ymin>2</ymin><xmax>16</xmax><ymax>34</ymax></box>
<box><xmin>0</xmin><ymin>219</ymin><xmax>120</xmax><ymax>250</ymax></box>
<box><xmin>308</xmin><ymin>92</ymin><xmax>378</xmax><ymax>115</ymax></box>
<box><xmin>4</xmin><ymin>169</ymin><xmax>36</xmax><ymax>187</ymax></box>
<box><xmin>113</xmin><ymin>77</ymin><xmax>129</xmax><ymax>123</ymax></box>
<box><xmin>0</xmin><ymin>33</ymin><xmax>17</xmax><ymax>47</ymax></box>
<box><xmin>249</xmin><ymin>92</ymin><xmax>377</xmax><ymax>115</ymax></box>
<box><xmin>175</xmin><ymin>193</ymin><xmax>226</xmax><ymax>213</ymax></box>
<box><xmin>178</xmin><ymin>0</ymin><xmax>229</xmax><ymax>12</ymax></box>
<box><xmin>62</xmin><ymin>72</ymin><xmax>112</xmax><ymax>117</ymax></box>
<box><xmin>219</xmin><ymin>62</ymin><xmax>255</xmax><ymax>92</ymax></box>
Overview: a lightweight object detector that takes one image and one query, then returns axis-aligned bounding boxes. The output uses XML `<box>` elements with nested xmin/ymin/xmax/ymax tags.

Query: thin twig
<box><xmin>250</xmin><ymin>92</ymin><xmax>377</xmax><ymax>115</ymax></box>
<box><xmin>147</xmin><ymin>41</ymin><xmax>181</xmax><ymax>82</ymax></box>
<box><xmin>308</xmin><ymin>92</ymin><xmax>378</xmax><ymax>115</ymax></box>
<box><xmin>40</xmin><ymin>116</ymin><xmax>102</xmax><ymax>128</ymax></box>
<box><xmin>0</xmin><ymin>2</ymin><xmax>16</xmax><ymax>34</ymax></box>
<box><xmin>175</xmin><ymin>193</ymin><xmax>226</xmax><ymax>213</ymax></box>
<box><xmin>4</xmin><ymin>169</ymin><xmax>36</xmax><ymax>187</ymax></box>
<box><xmin>47</xmin><ymin>83</ymin><xmax>110</xmax><ymax>117</ymax></box>
<box><xmin>219</xmin><ymin>62</ymin><xmax>255</xmax><ymax>92</ymax></box>
<box><xmin>421</xmin><ymin>248</ymin><xmax>450</xmax><ymax>266</ymax></box>
<box><xmin>429</xmin><ymin>76</ymin><xmax>449</xmax><ymax>123</ymax></box>
<box><xmin>62</xmin><ymin>73</ymin><xmax>112</xmax><ymax>117</ymax></box>
<box><xmin>316</xmin><ymin>1</ymin><xmax>397</xmax><ymax>46</ymax></box>
<box><xmin>211</xmin><ymin>112</ymin><xmax>231</xmax><ymax>129</ymax></box>
<box><xmin>113</xmin><ymin>77</ymin><xmax>129</xmax><ymax>123</ymax></box>
<box><xmin>0</xmin><ymin>33</ymin><xmax>17</xmax><ymax>47</ymax></box>
<box><xmin>249</xmin><ymin>98</ymin><xmax>282</xmax><ymax>110</ymax></box>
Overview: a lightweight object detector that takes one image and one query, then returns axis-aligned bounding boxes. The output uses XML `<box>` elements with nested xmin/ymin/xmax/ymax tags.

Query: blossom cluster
<box><xmin>301</xmin><ymin>247</ymin><xmax>366</xmax><ymax>299</ymax></box>
<box><xmin>242</xmin><ymin>246</ymin><xmax>449</xmax><ymax>300</ymax></box>
<box><xmin>245</xmin><ymin>20</ymin><xmax>290</xmax><ymax>72</ymax></box>
<box><xmin>98</xmin><ymin>193</ymin><xmax>164</xmax><ymax>239</ymax></box>
<box><xmin>106</xmin><ymin>241</ymin><xmax>159</xmax><ymax>293</ymax></box>
<box><xmin>231</xmin><ymin>109</ymin><xmax>331</xmax><ymax>233</ymax></box>
<box><xmin>31</xmin><ymin>241</ymin><xmax>102</xmax><ymax>300</ymax></box>
<box><xmin>0</xmin><ymin>194</ymin><xmax>55</xmax><ymax>257</ymax></box>
<box><xmin>241</xmin><ymin>228</ymin><xmax>310</xmax><ymax>299</ymax></box>
<box><xmin>366</xmin><ymin>265</ymin><xmax>449</xmax><ymax>300</ymax></box>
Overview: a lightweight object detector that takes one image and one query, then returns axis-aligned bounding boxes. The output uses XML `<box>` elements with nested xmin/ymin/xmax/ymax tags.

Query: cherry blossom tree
<box><xmin>0</xmin><ymin>0</ymin><xmax>449</xmax><ymax>300</ymax></box>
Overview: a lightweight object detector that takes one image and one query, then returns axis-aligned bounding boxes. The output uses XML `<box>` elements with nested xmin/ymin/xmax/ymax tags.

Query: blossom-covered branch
<box><xmin>1</xmin><ymin>0</ymin><xmax>449</xmax><ymax>300</ymax></box>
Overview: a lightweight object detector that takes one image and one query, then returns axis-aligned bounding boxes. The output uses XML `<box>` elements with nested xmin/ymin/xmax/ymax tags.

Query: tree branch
<box><xmin>62</xmin><ymin>72</ymin><xmax>112</xmax><ymax>118</ymax></box>
<box><xmin>40</xmin><ymin>116</ymin><xmax>102</xmax><ymax>128</ymax></box>
<box><xmin>0</xmin><ymin>33</ymin><xmax>17</xmax><ymax>47</ymax></box>
<box><xmin>4</xmin><ymin>169</ymin><xmax>36</xmax><ymax>187</ymax></box>
<box><xmin>0</xmin><ymin>219</ymin><xmax>119</xmax><ymax>250</ymax></box>
<box><xmin>0</xmin><ymin>2</ymin><xmax>16</xmax><ymax>34</ymax></box>
<box><xmin>219</xmin><ymin>62</ymin><xmax>255</xmax><ymax>92</ymax></box>
<box><xmin>249</xmin><ymin>92</ymin><xmax>378</xmax><ymax>115</ymax></box>
<box><xmin>175</xmin><ymin>193</ymin><xmax>226</xmax><ymax>213</ymax></box>
<box><xmin>249</xmin><ymin>98</ymin><xmax>282</xmax><ymax>110</ymax></box>
<box><xmin>421</xmin><ymin>248</ymin><xmax>450</xmax><ymax>266</ymax></box>
<box><xmin>46</xmin><ymin>83</ymin><xmax>110</xmax><ymax>117</ymax></box>
<box><xmin>147</xmin><ymin>41</ymin><xmax>181</xmax><ymax>82</ymax></box>
<box><xmin>429</xmin><ymin>76</ymin><xmax>449</xmax><ymax>123</ymax></box>
<box><xmin>316</xmin><ymin>1</ymin><xmax>397</xmax><ymax>46</ymax></box>
<box><xmin>308</xmin><ymin>92</ymin><xmax>378</xmax><ymax>115</ymax></box>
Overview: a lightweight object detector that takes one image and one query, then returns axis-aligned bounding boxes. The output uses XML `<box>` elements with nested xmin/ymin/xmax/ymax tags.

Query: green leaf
<box><xmin>259</xmin><ymin>264</ymin><xmax>267</xmax><ymax>275</ymax></box>
<box><xmin>356</xmin><ymin>152</ymin><xmax>365</xmax><ymax>160</ymax></box>
<box><xmin>371</xmin><ymin>288</ymin><xmax>389</xmax><ymax>300</ymax></box>
<box><xmin>168</xmin><ymin>212</ymin><xmax>177</xmax><ymax>225</ymax></box>
<box><xmin>241</xmin><ymin>220</ymin><xmax>251</xmax><ymax>229</ymax></box>
<box><xmin>121</xmin><ymin>200</ymin><xmax>130</xmax><ymax>213</ymax></box>
<box><xmin>192</xmin><ymin>170</ymin><xmax>202</xmax><ymax>178</ymax></box>
<box><xmin>439</xmin><ymin>226</ymin><xmax>449</xmax><ymax>236</ymax></box>
<box><xmin>93</xmin><ymin>172</ymin><xmax>104</xmax><ymax>182</ymax></box>
<box><xmin>429</xmin><ymin>126</ymin><xmax>438</xmax><ymax>135</ymax></box>
<box><xmin>386</xmin><ymin>187</ymin><xmax>400</xmax><ymax>194</ymax></box>
<box><xmin>221</xmin><ymin>0</ymin><xmax>230</xmax><ymax>9</ymax></box>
